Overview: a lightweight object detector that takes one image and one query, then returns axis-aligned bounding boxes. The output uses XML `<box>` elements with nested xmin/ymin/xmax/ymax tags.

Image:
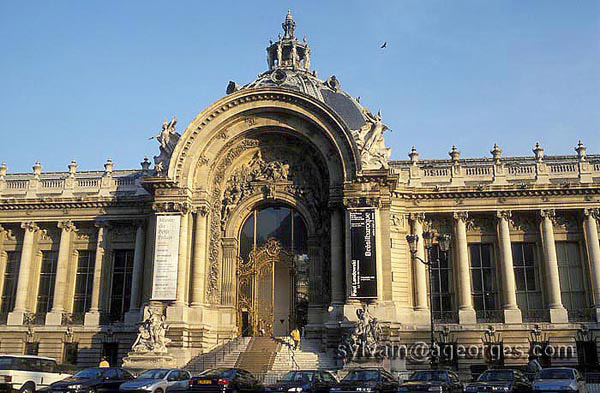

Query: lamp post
<box><xmin>406</xmin><ymin>230</ymin><xmax>451</xmax><ymax>368</ymax></box>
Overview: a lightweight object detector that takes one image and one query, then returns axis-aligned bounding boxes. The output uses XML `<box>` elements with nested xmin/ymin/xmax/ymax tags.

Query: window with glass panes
<box><xmin>556</xmin><ymin>241</ymin><xmax>588</xmax><ymax>311</ymax></box>
<box><xmin>428</xmin><ymin>244</ymin><xmax>453</xmax><ymax>319</ymax></box>
<box><xmin>512</xmin><ymin>243</ymin><xmax>543</xmax><ymax>317</ymax></box>
<box><xmin>109</xmin><ymin>250</ymin><xmax>134</xmax><ymax>321</ymax></box>
<box><xmin>1</xmin><ymin>251</ymin><xmax>19</xmax><ymax>313</ymax></box>
<box><xmin>469</xmin><ymin>244</ymin><xmax>499</xmax><ymax>313</ymax></box>
<box><xmin>36</xmin><ymin>251</ymin><xmax>58</xmax><ymax>313</ymax></box>
<box><xmin>73</xmin><ymin>251</ymin><xmax>95</xmax><ymax>313</ymax></box>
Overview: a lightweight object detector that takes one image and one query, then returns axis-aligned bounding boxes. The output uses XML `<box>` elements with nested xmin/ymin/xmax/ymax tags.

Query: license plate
<box><xmin>196</xmin><ymin>380</ymin><xmax>212</xmax><ymax>384</ymax></box>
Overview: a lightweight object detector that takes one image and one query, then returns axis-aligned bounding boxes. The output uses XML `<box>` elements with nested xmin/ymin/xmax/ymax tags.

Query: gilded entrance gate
<box><xmin>237</xmin><ymin>238</ymin><xmax>294</xmax><ymax>336</ymax></box>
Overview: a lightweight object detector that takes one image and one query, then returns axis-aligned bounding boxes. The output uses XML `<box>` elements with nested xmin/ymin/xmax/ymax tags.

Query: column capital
<box><xmin>539</xmin><ymin>209</ymin><xmax>556</xmax><ymax>222</ymax></box>
<box><xmin>152</xmin><ymin>201</ymin><xmax>192</xmax><ymax>215</ymax></box>
<box><xmin>221</xmin><ymin>237</ymin><xmax>238</xmax><ymax>249</ymax></box>
<box><xmin>584</xmin><ymin>208</ymin><xmax>600</xmax><ymax>220</ymax></box>
<box><xmin>195</xmin><ymin>205</ymin><xmax>210</xmax><ymax>217</ymax></box>
<box><xmin>496</xmin><ymin>210</ymin><xmax>512</xmax><ymax>221</ymax></box>
<box><xmin>94</xmin><ymin>220</ymin><xmax>111</xmax><ymax>229</ymax></box>
<box><xmin>409</xmin><ymin>212</ymin><xmax>427</xmax><ymax>223</ymax></box>
<box><xmin>20</xmin><ymin>222</ymin><xmax>40</xmax><ymax>232</ymax></box>
<box><xmin>57</xmin><ymin>220</ymin><xmax>77</xmax><ymax>232</ymax></box>
<box><xmin>453</xmin><ymin>211</ymin><xmax>469</xmax><ymax>223</ymax></box>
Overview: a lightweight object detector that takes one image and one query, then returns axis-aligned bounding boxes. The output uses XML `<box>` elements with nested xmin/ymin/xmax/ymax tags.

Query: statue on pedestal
<box><xmin>149</xmin><ymin>117</ymin><xmax>180</xmax><ymax>176</ymax></box>
<box><xmin>131</xmin><ymin>304</ymin><xmax>171</xmax><ymax>354</ymax></box>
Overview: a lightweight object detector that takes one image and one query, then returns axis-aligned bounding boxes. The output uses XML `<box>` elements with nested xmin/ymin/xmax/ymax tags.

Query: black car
<box><xmin>330</xmin><ymin>368</ymin><xmax>399</xmax><ymax>393</ymax></box>
<box><xmin>399</xmin><ymin>370</ymin><xmax>463</xmax><ymax>393</ymax></box>
<box><xmin>265</xmin><ymin>370</ymin><xmax>338</xmax><ymax>393</ymax></box>
<box><xmin>49</xmin><ymin>367</ymin><xmax>135</xmax><ymax>393</ymax></box>
<box><xmin>465</xmin><ymin>369</ymin><xmax>532</xmax><ymax>393</ymax></box>
<box><xmin>189</xmin><ymin>368</ymin><xmax>262</xmax><ymax>392</ymax></box>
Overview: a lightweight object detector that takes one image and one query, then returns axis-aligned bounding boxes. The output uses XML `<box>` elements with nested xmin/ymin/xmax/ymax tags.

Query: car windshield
<box><xmin>281</xmin><ymin>372</ymin><xmax>314</xmax><ymax>382</ymax></box>
<box><xmin>343</xmin><ymin>370</ymin><xmax>381</xmax><ymax>382</ymax></box>
<box><xmin>538</xmin><ymin>370</ymin><xmax>575</xmax><ymax>380</ymax></box>
<box><xmin>199</xmin><ymin>369</ymin><xmax>236</xmax><ymax>379</ymax></box>
<box><xmin>478</xmin><ymin>371</ymin><xmax>514</xmax><ymax>382</ymax></box>
<box><xmin>138</xmin><ymin>369</ymin><xmax>169</xmax><ymax>380</ymax></box>
<box><xmin>410</xmin><ymin>371</ymin><xmax>449</xmax><ymax>382</ymax></box>
<box><xmin>73</xmin><ymin>368</ymin><xmax>103</xmax><ymax>379</ymax></box>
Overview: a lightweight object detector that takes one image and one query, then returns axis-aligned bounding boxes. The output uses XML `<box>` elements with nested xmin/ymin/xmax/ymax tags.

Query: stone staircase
<box><xmin>185</xmin><ymin>337</ymin><xmax>251</xmax><ymax>374</ymax></box>
<box><xmin>235</xmin><ymin>337</ymin><xmax>281</xmax><ymax>377</ymax></box>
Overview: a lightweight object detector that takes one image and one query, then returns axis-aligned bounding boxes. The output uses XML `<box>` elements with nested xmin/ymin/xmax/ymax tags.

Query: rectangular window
<box><xmin>73</xmin><ymin>251</ymin><xmax>96</xmax><ymax>314</ymax></box>
<box><xmin>512</xmin><ymin>242</ymin><xmax>544</xmax><ymax>320</ymax></box>
<box><xmin>36</xmin><ymin>251</ymin><xmax>58</xmax><ymax>313</ymax></box>
<box><xmin>556</xmin><ymin>241</ymin><xmax>588</xmax><ymax>312</ymax></box>
<box><xmin>470</xmin><ymin>244</ymin><xmax>499</xmax><ymax>319</ymax></box>
<box><xmin>429</xmin><ymin>244</ymin><xmax>454</xmax><ymax>321</ymax></box>
<box><xmin>24</xmin><ymin>342</ymin><xmax>39</xmax><ymax>356</ymax></box>
<box><xmin>1</xmin><ymin>251</ymin><xmax>20</xmax><ymax>313</ymax></box>
<box><xmin>109</xmin><ymin>250</ymin><xmax>134</xmax><ymax>322</ymax></box>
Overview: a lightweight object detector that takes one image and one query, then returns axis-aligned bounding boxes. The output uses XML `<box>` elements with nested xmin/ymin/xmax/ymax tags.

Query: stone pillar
<box><xmin>0</xmin><ymin>226</ymin><xmax>7</xmax><ymax>299</ymax></box>
<box><xmin>330</xmin><ymin>207</ymin><xmax>345</xmax><ymax>304</ymax></box>
<box><xmin>191</xmin><ymin>207</ymin><xmax>208</xmax><ymax>306</ymax></box>
<box><xmin>46</xmin><ymin>220</ymin><xmax>77</xmax><ymax>325</ymax></box>
<box><xmin>176</xmin><ymin>212</ymin><xmax>190</xmax><ymax>305</ymax></box>
<box><xmin>125</xmin><ymin>221</ymin><xmax>146</xmax><ymax>323</ymax></box>
<box><xmin>307</xmin><ymin>235</ymin><xmax>323</xmax><ymax>324</ymax></box>
<box><xmin>539</xmin><ymin>209</ymin><xmax>568</xmax><ymax>323</ymax></box>
<box><xmin>583</xmin><ymin>208</ymin><xmax>600</xmax><ymax>321</ymax></box>
<box><xmin>496</xmin><ymin>211</ymin><xmax>522</xmax><ymax>323</ymax></box>
<box><xmin>411</xmin><ymin>213</ymin><xmax>428</xmax><ymax>311</ymax></box>
<box><xmin>8</xmin><ymin>222</ymin><xmax>40</xmax><ymax>325</ymax></box>
<box><xmin>453</xmin><ymin>212</ymin><xmax>476</xmax><ymax>324</ymax></box>
<box><xmin>221</xmin><ymin>237</ymin><xmax>238</xmax><ymax>306</ymax></box>
<box><xmin>85</xmin><ymin>222</ymin><xmax>108</xmax><ymax>326</ymax></box>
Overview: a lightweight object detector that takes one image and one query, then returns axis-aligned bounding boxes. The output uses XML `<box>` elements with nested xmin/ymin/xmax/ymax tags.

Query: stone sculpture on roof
<box><xmin>150</xmin><ymin>116</ymin><xmax>180</xmax><ymax>176</ymax></box>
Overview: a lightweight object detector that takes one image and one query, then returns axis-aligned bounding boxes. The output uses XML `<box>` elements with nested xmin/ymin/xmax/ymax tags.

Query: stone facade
<box><xmin>0</xmin><ymin>13</ymin><xmax>599</xmax><ymax>371</ymax></box>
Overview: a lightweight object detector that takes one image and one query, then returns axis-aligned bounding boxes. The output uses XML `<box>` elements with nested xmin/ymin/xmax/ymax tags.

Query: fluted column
<box><xmin>176</xmin><ymin>212</ymin><xmax>190</xmax><ymax>305</ymax></box>
<box><xmin>496</xmin><ymin>211</ymin><xmax>521</xmax><ymax>323</ymax></box>
<box><xmin>85</xmin><ymin>222</ymin><xmax>109</xmax><ymax>325</ymax></box>
<box><xmin>583</xmin><ymin>208</ymin><xmax>600</xmax><ymax>321</ymax></box>
<box><xmin>129</xmin><ymin>221</ymin><xmax>146</xmax><ymax>312</ymax></box>
<box><xmin>46</xmin><ymin>220</ymin><xmax>77</xmax><ymax>325</ymax></box>
<box><xmin>453</xmin><ymin>212</ymin><xmax>476</xmax><ymax>324</ymax></box>
<box><xmin>221</xmin><ymin>237</ymin><xmax>238</xmax><ymax>306</ymax></box>
<box><xmin>191</xmin><ymin>207</ymin><xmax>208</xmax><ymax>306</ymax></box>
<box><xmin>539</xmin><ymin>209</ymin><xmax>568</xmax><ymax>323</ymax></box>
<box><xmin>410</xmin><ymin>213</ymin><xmax>428</xmax><ymax>311</ymax></box>
<box><xmin>8</xmin><ymin>222</ymin><xmax>40</xmax><ymax>325</ymax></box>
<box><xmin>330</xmin><ymin>207</ymin><xmax>345</xmax><ymax>304</ymax></box>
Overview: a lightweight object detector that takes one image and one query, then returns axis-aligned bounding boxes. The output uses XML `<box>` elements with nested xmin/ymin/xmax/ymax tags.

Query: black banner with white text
<box><xmin>349</xmin><ymin>209</ymin><xmax>377</xmax><ymax>298</ymax></box>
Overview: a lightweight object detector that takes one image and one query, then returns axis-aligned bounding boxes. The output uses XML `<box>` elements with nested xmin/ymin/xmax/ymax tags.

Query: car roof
<box><xmin>540</xmin><ymin>367</ymin><xmax>576</xmax><ymax>371</ymax></box>
<box><xmin>0</xmin><ymin>354</ymin><xmax>56</xmax><ymax>361</ymax></box>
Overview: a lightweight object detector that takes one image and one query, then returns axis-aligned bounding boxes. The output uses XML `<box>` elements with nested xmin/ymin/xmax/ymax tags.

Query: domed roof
<box><xmin>226</xmin><ymin>11</ymin><xmax>368</xmax><ymax>132</ymax></box>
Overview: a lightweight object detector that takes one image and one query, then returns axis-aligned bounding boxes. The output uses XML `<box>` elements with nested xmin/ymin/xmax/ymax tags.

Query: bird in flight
<box><xmin>380</xmin><ymin>41</ymin><xmax>387</xmax><ymax>49</ymax></box>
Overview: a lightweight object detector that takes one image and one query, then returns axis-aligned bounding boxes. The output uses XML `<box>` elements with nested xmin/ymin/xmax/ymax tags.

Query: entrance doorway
<box><xmin>237</xmin><ymin>205</ymin><xmax>309</xmax><ymax>337</ymax></box>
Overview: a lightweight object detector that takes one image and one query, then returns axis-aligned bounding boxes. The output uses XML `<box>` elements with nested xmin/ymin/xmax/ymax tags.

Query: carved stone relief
<box><xmin>467</xmin><ymin>216</ymin><xmax>496</xmax><ymax>233</ymax></box>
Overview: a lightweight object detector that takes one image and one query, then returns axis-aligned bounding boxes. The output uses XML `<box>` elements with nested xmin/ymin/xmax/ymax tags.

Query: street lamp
<box><xmin>406</xmin><ymin>230</ymin><xmax>452</xmax><ymax>368</ymax></box>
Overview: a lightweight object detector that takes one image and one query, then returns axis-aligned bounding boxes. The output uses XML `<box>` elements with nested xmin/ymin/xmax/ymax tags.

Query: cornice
<box><xmin>0</xmin><ymin>196</ymin><xmax>151</xmax><ymax>211</ymax></box>
<box><xmin>393</xmin><ymin>186</ymin><xmax>600</xmax><ymax>200</ymax></box>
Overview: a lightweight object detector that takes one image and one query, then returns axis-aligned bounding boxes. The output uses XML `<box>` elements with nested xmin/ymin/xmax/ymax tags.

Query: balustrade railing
<box><xmin>522</xmin><ymin>309</ymin><xmax>550</xmax><ymax>322</ymax></box>
<box><xmin>115</xmin><ymin>177</ymin><xmax>136</xmax><ymax>186</ymax></box>
<box><xmin>424</xmin><ymin>167</ymin><xmax>450</xmax><ymax>177</ymax></box>
<box><xmin>41</xmin><ymin>179</ymin><xmax>65</xmax><ymax>188</ymax></box>
<box><xmin>465</xmin><ymin>166</ymin><xmax>492</xmax><ymax>176</ymax></box>
<box><xmin>6</xmin><ymin>180</ymin><xmax>28</xmax><ymax>189</ymax></box>
<box><xmin>568</xmin><ymin>308</ymin><xmax>594</xmax><ymax>322</ymax></box>
<box><xmin>476</xmin><ymin>309</ymin><xmax>503</xmax><ymax>323</ymax></box>
<box><xmin>76</xmin><ymin>178</ymin><xmax>100</xmax><ymax>188</ymax></box>
<box><xmin>433</xmin><ymin>311</ymin><xmax>458</xmax><ymax>323</ymax></box>
<box><xmin>507</xmin><ymin>165</ymin><xmax>535</xmax><ymax>175</ymax></box>
<box><xmin>549</xmin><ymin>163</ymin><xmax>577</xmax><ymax>173</ymax></box>
<box><xmin>62</xmin><ymin>312</ymin><xmax>85</xmax><ymax>326</ymax></box>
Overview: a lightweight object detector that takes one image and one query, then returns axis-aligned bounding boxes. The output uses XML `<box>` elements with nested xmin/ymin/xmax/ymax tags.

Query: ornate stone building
<box><xmin>0</xmin><ymin>12</ymin><xmax>599</xmax><ymax>370</ymax></box>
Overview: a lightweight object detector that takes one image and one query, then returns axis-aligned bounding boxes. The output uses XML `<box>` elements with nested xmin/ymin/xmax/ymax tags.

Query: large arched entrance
<box><xmin>237</xmin><ymin>205</ymin><xmax>309</xmax><ymax>336</ymax></box>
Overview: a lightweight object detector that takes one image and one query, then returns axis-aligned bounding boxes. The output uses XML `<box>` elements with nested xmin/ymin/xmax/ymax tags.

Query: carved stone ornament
<box><xmin>509</xmin><ymin>214</ymin><xmax>538</xmax><ymax>233</ymax></box>
<box><xmin>57</xmin><ymin>220</ymin><xmax>77</xmax><ymax>232</ymax></box>
<box><xmin>391</xmin><ymin>214</ymin><xmax>405</xmax><ymax>230</ymax></box>
<box><xmin>339</xmin><ymin>304</ymin><xmax>383</xmax><ymax>363</ymax></box>
<box><xmin>495</xmin><ymin>210</ymin><xmax>512</xmax><ymax>222</ymax></box>
<box><xmin>21</xmin><ymin>222</ymin><xmax>40</xmax><ymax>233</ymax></box>
<box><xmin>429</xmin><ymin>216</ymin><xmax>453</xmax><ymax>235</ymax></box>
<box><xmin>150</xmin><ymin>117</ymin><xmax>181</xmax><ymax>176</ymax></box>
<box><xmin>553</xmin><ymin>212</ymin><xmax>579</xmax><ymax>232</ymax></box>
<box><xmin>584</xmin><ymin>208</ymin><xmax>600</xmax><ymax>220</ymax></box>
<box><xmin>467</xmin><ymin>216</ymin><xmax>496</xmax><ymax>233</ymax></box>
<box><xmin>344</xmin><ymin>196</ymin><xmax>381</xmax><ymax>209</ymax></box>
<box><xmin>152</xmin><ymin>201</ymin><xmax>192</xmax><ymax>214</ymax></box>
<box><xmin>351</xmin><ymin>108</ymin><xmax>392</xmax><ymax>170</ymax></box>
<box><xmin>453</xmin><ymin>211</ymin><xmax>469</xmax><ymax>223</ymax></box>
<box><xmin>131</xmin><ymin>303</ymin><xmax>171</xmax><ymax>354</ymax></box>
<box><xmin>539</xmin><ymin>209</ymin><xmax>557</xmax><ymax>224</ymax></box>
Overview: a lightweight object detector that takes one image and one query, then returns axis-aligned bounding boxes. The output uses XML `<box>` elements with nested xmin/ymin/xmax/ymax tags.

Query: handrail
<box><xmin>200</xmin><ymin>336</ymin><xmax>241</xmax><ymax>371</ymax></box>
<box><xmin>287</xmin><ymin>338</ymin><xmax>299</xmax><ymax>371</ymax></box>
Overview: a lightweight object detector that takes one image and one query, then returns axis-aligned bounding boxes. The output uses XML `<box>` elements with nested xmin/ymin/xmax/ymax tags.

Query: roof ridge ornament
<box><xmin>282</xmin><ymin>10</ymin><xmax>296</xmax><ymax>39</ymax></box>
<box><xmin>266</xmin><ymin>11</ymin><xmax>311</xmax><ymax>71</ymax></box>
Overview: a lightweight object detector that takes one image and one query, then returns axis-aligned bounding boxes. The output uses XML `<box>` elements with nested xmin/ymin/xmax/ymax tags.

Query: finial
<box><xmin>491</xmin><ymin>143</ymin><xmax>502</xmax><ymax>164</ymax></box>
<box><xmin>282</xmin><ymin>10</ymin><xmax>296</xmax><ymax>39</ymax></box>
<box><xmin>575</xmin><ymin>140</ymin><xmax>587</xmax><ymax>162</ymax></box>
<box><xmin>533</xmin><ymin>142</ymin><xmax>544</xmax><ymax>162</ymax></box>
<box><xmin>408</xmin><ymin>146</ymin><xmax>419</xmax><ymax>165</ymax></box>
<box><xmin>68</xmin><ymin>160</ymin><xmax>78</xmax><ymax>177</ymax></box>
<box><xmin>449</xmin><ymin>145</ymin><xmax>460</xmax><ymax>163</ymax></box>
<box><xmin>104</xmin><ymin>158</ymin><xmax>114</xmax><ymax>175</ymax></box>
<box><xmin>32</xmin><ymin>161</ymin><xmax>42</xmax><ymax>178</ymax></box>
<box><xmin>0</xmin><ymin>162</ymin><xmax>7</xmax><ymax>179</ymax></box>
<box><xmin>141</xmin><ymin>156</ymin><xmax>151</xmax><ymax>173</ymax></box>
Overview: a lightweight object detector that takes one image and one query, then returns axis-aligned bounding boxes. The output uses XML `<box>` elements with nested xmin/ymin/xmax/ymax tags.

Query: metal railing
<box><xmin>476</xmin><ymin>309</ymin><xmax>503</xmax><ymax>323</ymax></box>
<box><xmin>197</xmin><ymin>336</ymin><xmax>243</xmax><ymax>372</ymax></box>
<box><xmin>568</xmin><ymin>308</ymin><xmax>594</xmax><ymax>322</ymax></box>
<box><xmin>522</xmin><ymin>309</ymin><xmax>550</xmax><ymax>322</ymax></box>
<box><xmin>433</xmin><ymin>311</ymin><xmax>458</xmax><ymax>323</ymax></box>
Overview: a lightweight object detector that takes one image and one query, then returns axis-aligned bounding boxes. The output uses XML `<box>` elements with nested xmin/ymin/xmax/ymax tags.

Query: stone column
<box><xmin>85</xmin><ymin>222</ymin><xmax>109</xmax><ymax>326</ymax></box>
<box><xmin>176</xmin><ymin>212</ymin><xmax>190</xmax><ymax>305</ymax></box>
<box><xmin>221</xmin><ymin>237</ymin><xmax>238</xmax><ymax>306</ymax></box>
<box><xmin>330</xmin><ymin>207</ymin><xmax>345</xmax><ymax>304</ymax></box>
<box><xmin>191</xmin><ymin>207</ymin><xmax>208</xmax><ymax>306</ymax></box>
<box><xmin>8</xmin><ymin>222</ymin><xmax>40</xmax><ymax>325</ymax></box>
<box><xmin>307</xmin><ymin>235</ymin><xmax>323</xmax><ymax>325</ymax></box>
<box><xmin>539</xmin><ymin>209</ymin><xmax>568</xmax><ymax>323</ymax></box>
<box><xmin>46</xmin><ymin>220</ymin><xmax>77</xmax><ymax>325</ymax></box>
<box><xmin>496</xmin><ymin>211</ymin><xmax>521</xmax><ymax>323</ymax></box>
<box><xmin>411</xmin><ymin>213</ymin><xmax>428</xmax><ymax>311</ymax></box>
<box><xmin>124</xmin><ymin>220</ymin><xmax>146</xmax><ymax>323</ymax></box>
<box><xmin>453</xmin><ymin>212</ymin><xmax>476</xmax><ymax>324</ymax></box>
<box><xmin>583</xmin><ymin>208</ymin><xmax>600</xmax><ymax>321</ymax></box>
<box><xmin>0</xmin><ymin>226</ymin><xmax>7</xmax><ymax>300</ymax></box>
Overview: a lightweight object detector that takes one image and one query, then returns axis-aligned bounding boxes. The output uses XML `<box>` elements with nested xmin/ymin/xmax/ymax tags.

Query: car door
<box><xmin>97</xmin><ymin>368</ymin><xmax>119</xmax><ymax>392</ymax></box>
<box><xmin>165</xmin><ymin>370</ymin><xmax>180</xmax><ymax>393</ymax></box>
<box><xmin>177</xmin><ymin>370</ymin><xmax>191</xmax><ymax>392</ymax></box>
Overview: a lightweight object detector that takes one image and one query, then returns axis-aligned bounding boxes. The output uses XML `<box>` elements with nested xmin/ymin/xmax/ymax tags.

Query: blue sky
<box><xmin>1</xmin><ymin>1</ymin><xmax>598</xmax><ymax>173</ymax></box>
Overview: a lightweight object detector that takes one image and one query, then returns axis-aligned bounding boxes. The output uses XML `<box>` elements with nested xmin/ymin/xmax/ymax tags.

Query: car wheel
<box><xmin>155</xmin><ymin>388</ymin><xmax>164</xmax><ymax>393</ymax></box>
<box><xmin>19</xmin><ymin>383</ymin><xmax>34</xmax><ymax>393</ymax></box>
<box><xmin>87</xmin><ymin>388</ymin><xmax>96</xmax><ymax>393</ymax></box>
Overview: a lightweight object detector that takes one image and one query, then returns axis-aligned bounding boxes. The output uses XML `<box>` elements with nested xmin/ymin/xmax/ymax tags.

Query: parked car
<box><xmin>120</xmin><ymin>369</ymin><xmax>191</xmax><ymax>393</ymax></box>
<box><xmin>532</xmin><ymin>368</ymin><xmax>585</xmax><ymax>393</ymax></box>
<box><xmin>465</xmin><ymin>369</ymin><xmax>532</xmax><ymax>393</ymax></box>
<box><xmin>0</xmin><ymin>355</ymin><xmax>71</xmax><ymax>393</ymax></box>
<box><xmin>264</xmin><ymin>370</ymin><xmax>338</xmax><ymax>393</ymax></box>
<box><xmin>330</xmin><ymin>368</ymin><xmax>399</xmax><ymax>393</ymax></box>
<box><xmin>189</xmin><ymin>368</ymin><xmax>262</xmax><ymax>392</ymax></box>
<box><xmin>49</xmin><ymin>367</ymin><xmax>135</xmax><ymax>393</ymax></box>
<box><xmin>398</xmin><ymin>370</ymin><xmax>464</xmax><ymax>393</ymax></box>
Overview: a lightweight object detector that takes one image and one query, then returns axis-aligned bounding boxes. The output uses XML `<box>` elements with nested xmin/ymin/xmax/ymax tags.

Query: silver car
<box><xmin>120</xmin><ymin>369</ymin><xmax>191</xmax><ymax>393</ymax></box>
<box><xmin>533</xmin><ymin>368</ymin><xmax>585</xmax><ymax>393</ymax></box>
